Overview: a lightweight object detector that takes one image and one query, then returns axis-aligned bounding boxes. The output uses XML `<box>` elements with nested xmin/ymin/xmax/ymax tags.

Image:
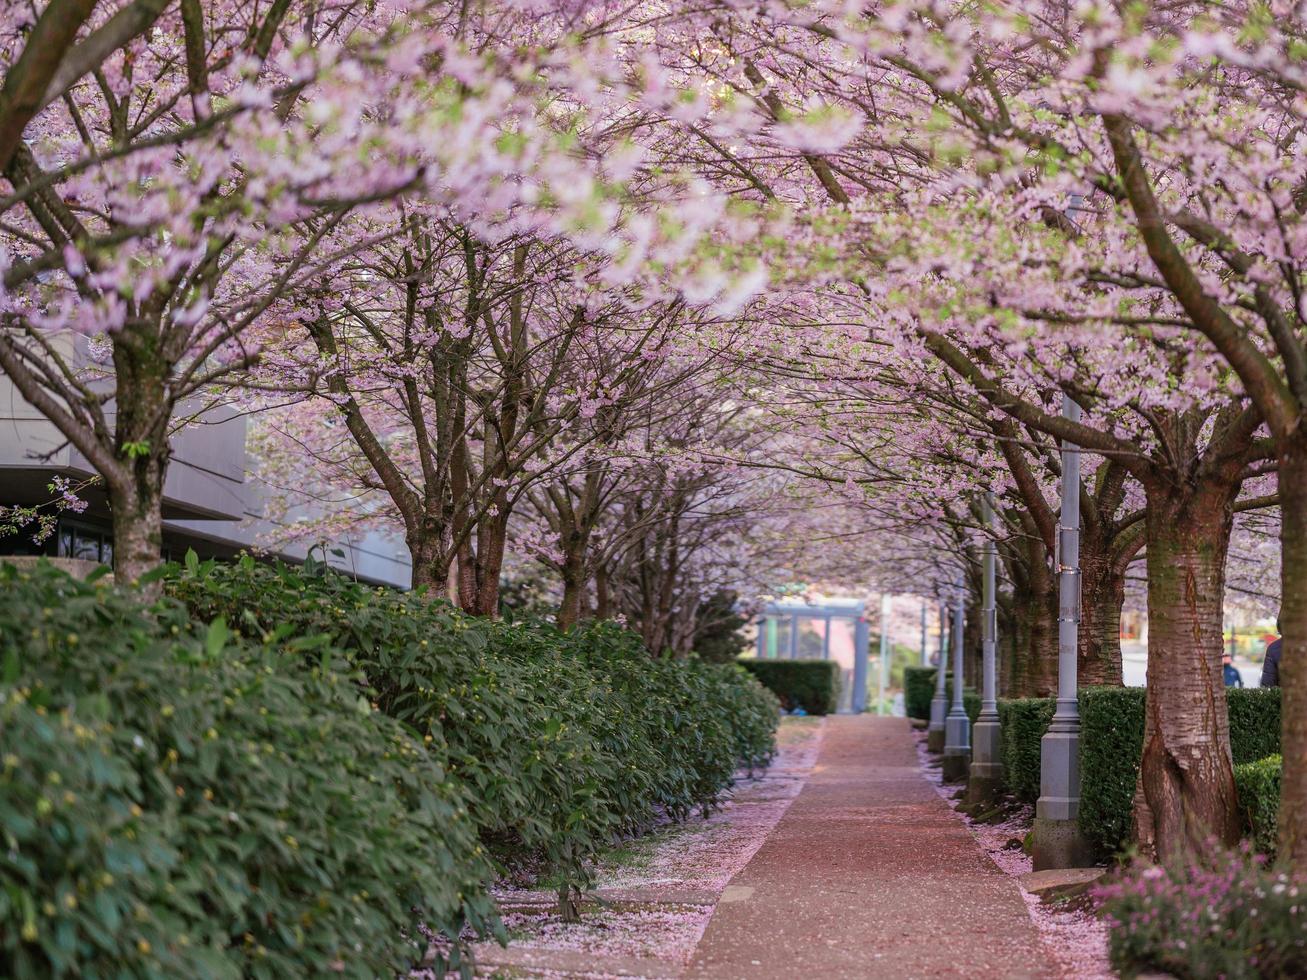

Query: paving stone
<box><xmin>685</xmin><ymin>716</ymin><xmax>1051</xmax><ymax>980</ymax></box>
<box><xmin>1019</xmin><ymin>868</ymin><xmax>1107</xmax><ymax>904</ymax></box>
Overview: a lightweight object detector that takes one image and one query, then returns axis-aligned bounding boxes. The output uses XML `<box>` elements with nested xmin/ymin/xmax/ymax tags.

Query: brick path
<box><xmin>685</xmin><ymin>715</ymin><xmax>1049</xmax><ymax>979</ymax></box>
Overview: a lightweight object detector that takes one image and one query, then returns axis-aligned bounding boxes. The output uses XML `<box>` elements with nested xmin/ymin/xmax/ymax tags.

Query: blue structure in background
<box><xmin>754</xmin><ymin>598</ymin><xmax>870</xmax><ymax>713</ymax></box>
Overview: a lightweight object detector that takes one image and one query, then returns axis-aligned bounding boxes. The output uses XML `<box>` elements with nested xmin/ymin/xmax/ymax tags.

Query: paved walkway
<box><xmin>686</xmin><ymin>716</ymin><xmax>1049</xmax><ymax>979</ymax></box>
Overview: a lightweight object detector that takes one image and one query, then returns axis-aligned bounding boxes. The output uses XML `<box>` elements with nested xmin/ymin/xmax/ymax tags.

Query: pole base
<box><xmin>926</xmin><ymin>726</ymin><xmax>945</xmax><ymax>753</ymax></box>
<box><xmin>966</xmin><ymin>766</ymin><xmax>1003</xmax><ymax>807</ymax></box>
<box><xmin>1031</xmin><ymin>816</ymin><xmax>1095</xmax><ymax>870</ymax></box>
<box><xmin>942</xmin><ymin>749</ymin><xmax>971</xmax><ymax>783</ymax></box>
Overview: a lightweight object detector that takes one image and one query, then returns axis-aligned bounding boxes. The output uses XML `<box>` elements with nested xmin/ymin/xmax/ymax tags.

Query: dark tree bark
<box><xmin>1132</xmin><ymin>484</ymin><xmax>1242</xmax><ymax>860</ymax></box>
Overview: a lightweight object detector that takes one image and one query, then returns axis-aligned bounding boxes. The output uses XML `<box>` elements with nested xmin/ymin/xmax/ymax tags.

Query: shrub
<box><xmin>0</xmin><ymin>561</ymin><xmax>494</xmax><ymax>978</ymax></box>
<box><xmin>0</xmin><ymin>693</ymin><xmax>227</xmax><ymax>978</ymax></box>
<box><xmin>738</xmin><ymin>659</ymin><xmax>839</xmax><ymax>714</ymax></box>
<box><xmin>963</xmin><ymin>689</ymin><xmax>981</xmax><ymax>725</ymax></box>
<box><xmin>1234</xmin><ymin>755</ymin><xmax>1282</xmax><ymax>858</ymax></box>
<box><xmin>1228</xmin><ymin>688</ymin><xmax>1282</xmax><ymax>762</ymax></box>
<box><xmin>169</xmin><ymin>558</ymin><xmax>777</xmax><ymax>905</ymax></box>
<box><xmin>904</xmin><ymin>666</ymin><xmax>938</xmax><ymax>720</ymax></box>
<box><xmin>1079</xmin><ymin>686</ymin><xmax>1283</xmax><ymax>858</ymax></box>
<box><xmin>997</xmin><ymin>698</ymin><xmax>1055</xmax><ymax>804</ymax></box>
<box><xmin>1097</xmin><ymin>848</ymin><xmax>1307</xmax><ymax>979</ymax></box>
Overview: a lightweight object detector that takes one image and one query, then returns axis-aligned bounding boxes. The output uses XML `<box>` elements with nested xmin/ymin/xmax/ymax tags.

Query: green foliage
<box><xmin>1098</xmin><ymin>848</ymin><xmax>1307</xmax><ymax>979</ymax></box>
<box><xmin>1227</xmin><ymin>688</ymin><xmax>1282</xmax><ymax>763</ymax></box>
<box><xmin>1078</xmin><ymin>687</ymin><xmax>1283</xmax><ymax>858</ymax></box>
<box><xmin>997</xmin><ymin>698</ymin><xmax>1055</xmax><ymax>804</ymax></box>
<box><xmin>904</xmin><ymin>668</ymin><xmax>979</xmax><ymax>724</ymax></box>
<box><xmin>963</xmin><ymin>689</ymin><xmax>981</xmax><ymax>726</ymax></box>
<box><xmin>692</xmin><ymin>590</ymin><xmax>750</xmax><ymax>664</ymax></box>
<box><xmin>1079</xmin><ymin>687</ymin><xmax>1147</xmax><ymax>857</ymax></box>
<box><xmin>738</xmin><ymin>659</ymin><xmax>839</xmax><ymax>715</ymax></box>
<box><xmin>0</xmin><ymin>561</ymin><xmax>493</xmax><ymax>979</ymax></box>
<box><xmin>904</xmin><ymin>666</ymin><xmax>937</xmax><ymax>720</ymax></box>
<box><xmin>168</xmin><ymin>558</ymin><xmax>777</xmax><ymax>903</ymax></box>
<box><xmin>1234</xmin><ymin>755</ymin><xmax>1281</xmax><ymax>858</ymax></box>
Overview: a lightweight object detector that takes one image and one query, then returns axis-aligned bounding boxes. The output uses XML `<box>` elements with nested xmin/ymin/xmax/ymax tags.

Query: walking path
<box><xmin>686</xmin><ymin>715</ymin><xmax>1049</xmax><ymax>980</ymax></box>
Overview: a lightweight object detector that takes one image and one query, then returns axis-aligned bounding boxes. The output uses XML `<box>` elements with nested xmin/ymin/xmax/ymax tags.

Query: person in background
<box><xmin>1261</xmin><ymin>617</ymin><xmax>1282</xmax><ymax>688</ymax></box>
<box><xmin>1223</xmin><ymin>652</ymin><xmax>1243</xmax><ymax>688</ymax></box>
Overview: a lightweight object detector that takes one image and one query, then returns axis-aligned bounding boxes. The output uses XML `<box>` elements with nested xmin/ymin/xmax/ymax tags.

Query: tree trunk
<box><xmin>1079</xmin><ymin>548</ymin><xmax>1125</xmax><ymax>686</ymax></box>
<box><xmin>108</xmin><ymin>327</ymin><xmax>171</xmax><ymax>594</ymax></box>
<box><xmin>1277</xmin><ymin>436</ymin><xmax>1307</xmax><ymax>871</ymax></box>
<box><xmin>1131</xmin><ymin>492</ymin><xmax>1241</xmax><ymax>862</ymax></box>
<box><xmin>594</xmin><ymin>564</ymin><xmax>611</xmax><ymax>621</ymax></box>
<box><xmin>557</xmin><ymin>547</ymin><xmax>586</xmax><ymax>631</ymax></box>
<box><xmin>408</xmin><ymin>532</ymin><xmax>450</xmax><ymax>597</ymax></box>
<box><xmin>1009</xmin><ymin>570</ymin><xmax>1058</xmax><ymax>697</ymax></box>
<box><xmin>964</xmin><ymin>594</ymin><xmax>983</xmax><ymax>692</ymax></box>
<box><xmin>108</xmin><ymin>466</ymin><xmax>166</xmax><ymax>593</ymax></box>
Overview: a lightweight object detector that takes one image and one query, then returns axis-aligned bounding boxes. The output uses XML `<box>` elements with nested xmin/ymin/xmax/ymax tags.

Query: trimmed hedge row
<box><xmin>739</xmin><ymin>659</ymin><xmax>839</xmax><ymax>715</ymax></box>
<box><xmin>171</xmin><ymin>558</ymin><xmax>779</xmax><ymax>889</ymax></box>
<box><xmin>904</xmin><ymin>666</ymin><xmax>980</xmax><ymax>724</ymax></box>
<box><xmin>0</xmin><ymin>562</ymin><xmax>494</xmax><ymax>978</ymax></box>
<box><xmin>993</xmin><ymin>688</ymin><xmax>1282</xmax><ymax>857</ymax></box>
<box><xmin>1234</xmin><ymin>755</ymin><xmax>1282</xmax><ymax>858</ymax></box>
<box><xmin>0</xmin><ymin>559</ymin><xmax>779</xmax><ymax>977</ymax></box>
<box><xmin>1079</xmin><ymin>686</ymin><xmax>1281</xmax><ymax>856</ymax></box>
<box><xmin>904</xmin><ymin>666</ymin><xmax>936</xmax><ymax>720</ymax></box>
<box><xmin>997</xmin><ymin>698</ymin><xmax>1055</xmax><ymax>804</ymax></box>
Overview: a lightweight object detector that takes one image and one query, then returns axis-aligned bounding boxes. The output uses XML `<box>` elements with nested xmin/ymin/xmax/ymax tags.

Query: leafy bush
<box><xmin>997</xmin><ymin>698</ymin><xmax>1055</xmax><ymax>804</ymax></box>
<box><xmin>904</xmin><ymin>669</ymin><xmax>979</xmax><ymax>723</ymax></box>
<box><xmin>1097</xmin><ymin>848</ymin><xmax>1307</xmax><ymax>979</ymax></box>
<box><xmin>738</xmin><ymin>659</ymin><xmax>839</xmax><ymax>714</ymax></box>
<box><xmin>1228</xmin><ymin>689</ymin><xmax>1282</xmax><ymax>762</ymax></box>
<box><xmin>904</xmin><ymin>666</ymin><xmax>938</xmax><ymax>720</ymax></box>
<box><xmin>1234</xmin><ymin>755</ymin><xmax>1282</xmax><ymax>858</ymax></box>
<box><xmin>169</xmin><ymin>558</ymin><xmax>777</xmax><ymax>906</ymax></box>
<box><xmin>1079</xmin><ymin>687</ymin><xmax>1283</xmax><ymax>858</ymax></box>
<box><xmin>964</xmin><ymin>689</ymin><xmax>981</xmax><ymax>725</ymax></box>
<box><xmin>0</xmin><ymin>561</ymin><xmax>493</xmax><ymax>979</ymax></box>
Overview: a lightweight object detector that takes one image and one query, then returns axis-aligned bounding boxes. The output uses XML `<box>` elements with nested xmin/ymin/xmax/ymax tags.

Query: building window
<box><xmin>56</xmin><ymin>520</ymin><xmax>113</xmax><ymax>565</ymax></box>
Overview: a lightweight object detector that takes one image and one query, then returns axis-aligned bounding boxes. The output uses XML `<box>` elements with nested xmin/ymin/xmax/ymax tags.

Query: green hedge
<box><xmin>997</xmin><ymin>698</ymin><xmax>1055</xmax><ymax>804</ymax></box>
<box><xmin>171</xmin><ymin>559</ymin><xmax>778</xmax><ymax>892</ymax></box>
<box><xmin>0</xmin><ymin>558</ymin><xmax>779</xmax><ymax>977</ymax></box>
<box><xmin>904</xmin><ymin>667</ymin><xmax>980</xmax><ymax>723</ymax></box>
<box><xmin>1079</xmin><ymin>686</ymin><xmax>1282</xmax><ymax>858</ymax></box>
<box><xmin>0</xmin><ymin>562</ymin><xmax>495</xmax><ymax>978</ymax></box>
<box><xmin>905</xmin><ymin>666</ymin><xmax>939</xmax><ymax>719</ymax></box>
<box><xmin>1234</xmin><ymin>755</ymin><xmax>1282</xmax><ymax>858</ymax></box>
<box><xmin>739</xmin><ymin>659</ymin><xmax>839</xmax><ymax>715</ymax></box>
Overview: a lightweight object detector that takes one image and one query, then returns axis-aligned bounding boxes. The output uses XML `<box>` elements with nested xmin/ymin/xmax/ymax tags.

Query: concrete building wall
<box><xmin>0</xmin><ymin>363</ymin><xmax>411</xmax><ymax>587</ymax></box>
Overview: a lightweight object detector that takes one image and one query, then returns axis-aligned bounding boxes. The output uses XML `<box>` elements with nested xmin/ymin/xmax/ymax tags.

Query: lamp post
<box><xmin>878</xmin><ymin>593</ymin><xmax>891</xmax><ymax>716</ymax></box>
<box><xmin>927</xmin><ymin>601</ymin><xmax>948</xmax><ymax>752</ymax></box>
<box><xmin>852</xmin><ymin>612</ymin><xmax>870</xmax><ymax>713</ymax></box>
<box><xmin>968</xmin><ymin>493</ymin><xmax>1002</xmax><ymax>805</ymax></box>
<box><xmin>1032</xmin><ymin>394</ymin><xmax>1094</xmax><ymax>868</ymax></box>
<box><xmin>942</xmin><ymin>575</ymin><xmax>971</xmax><ymax>782</ymax></box>
<box><xmin>920</xmin><ymin>601</ymin><xmax>929</xmax><ymax>666</ymax></box>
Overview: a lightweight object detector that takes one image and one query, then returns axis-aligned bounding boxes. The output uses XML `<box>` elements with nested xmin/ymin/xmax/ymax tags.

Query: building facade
<box><xmin>0</xmin><ymin>372</ymin><xmax>412</xmax><ymax>587</ymax></box>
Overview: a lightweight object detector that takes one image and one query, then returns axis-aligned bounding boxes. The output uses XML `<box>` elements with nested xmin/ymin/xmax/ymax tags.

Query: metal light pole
<box><xmin>942</xmin><ymin>574</ymin><xmax>972</xmax><ymax>782</ymax></box>
<box><xmin>878</xmin><ymin>593</ymin><xmax>891</xmax><ymax>716</ymax></box>
<box><xmin>927</xmin><ymin>601</ymin><xmax>949</xmax><ymax>752</ymax></box>
<box><xmin>852</xmin><ymin>613</ymin><xmax>870</xmax><ymax>713</ymax></box>
<box><xmin>1032</xmin><ymin>394</ymin><xmax>1093</xmax><ymax>868</ymax></box>
<box><xmin>968</xmin><ymin>493</ymin><xmax>1003</xmax><ymax>805</ymax></box>
<box><xmin>920</xmin><ymin>601</ymin><xmax>929</xmax><ymax>666</ymax></box>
